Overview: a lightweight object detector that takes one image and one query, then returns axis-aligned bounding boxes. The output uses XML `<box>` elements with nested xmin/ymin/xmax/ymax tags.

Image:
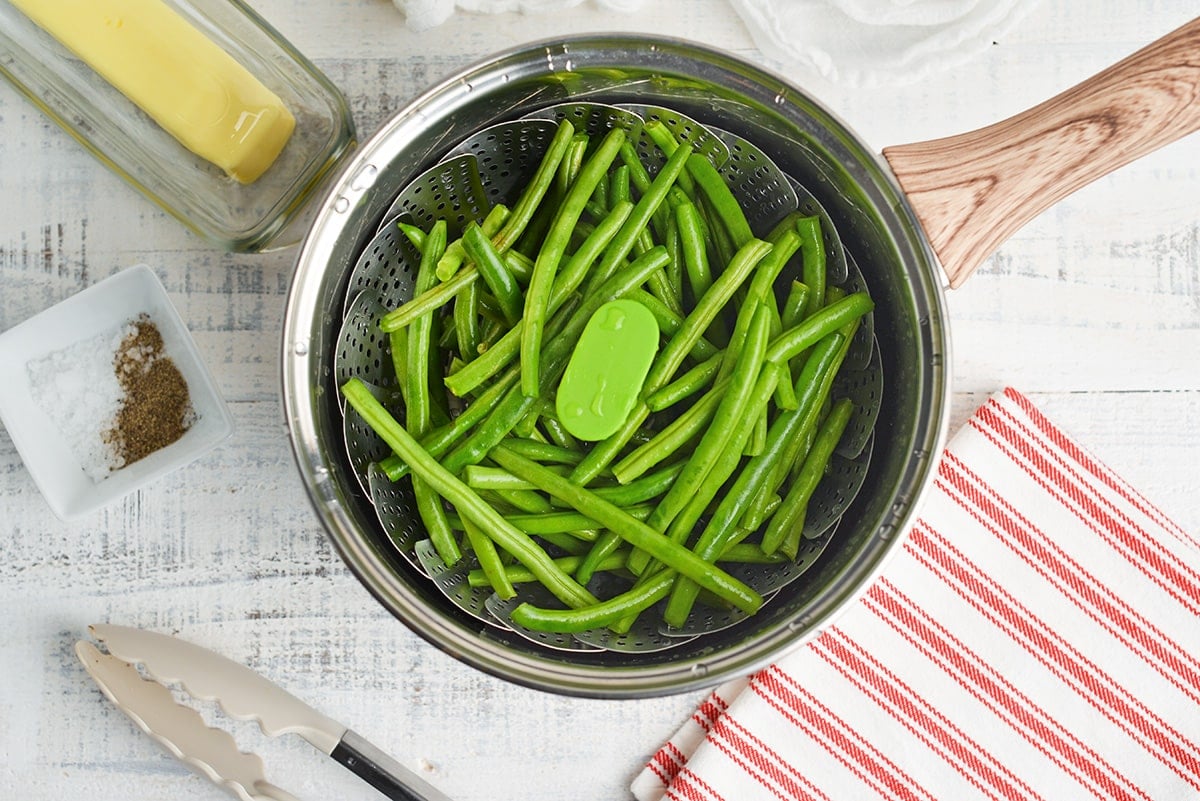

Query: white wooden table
<box><xmin>2</xmin><ymin>2</ymin><xmax>1197</xmax><ymax>799</ymax></box>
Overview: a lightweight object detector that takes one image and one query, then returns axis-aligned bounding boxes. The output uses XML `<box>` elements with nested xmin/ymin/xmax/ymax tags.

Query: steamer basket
<box><xmin>282</xmin><ymin>35</ymin><xmax>949</xmax><ymax>698</ymax></box>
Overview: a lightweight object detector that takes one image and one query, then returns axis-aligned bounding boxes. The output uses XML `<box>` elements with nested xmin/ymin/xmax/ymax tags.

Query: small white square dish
<box><xmin>0</xmin><ymin>264</ymin><xmax>234</xmax><ymax>520</ymax></box>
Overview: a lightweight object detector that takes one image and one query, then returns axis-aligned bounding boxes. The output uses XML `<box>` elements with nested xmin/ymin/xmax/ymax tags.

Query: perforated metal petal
<box><xmin>485</xmin><ymin>592</ymin><xmax>606</xmax><ymax>652</ymax></box>
<box><xmin>833</xmin><ymin>348</ymin><xmax>883</xmax><ymax>460</ymax></box>
<box><xmin>837</xmin><ymin>251</ymin><xmax>875</xmax><ymax>373</ymax></box>
<box><xmin>334</xmin><ymin>291</ymin><xmax>394</xmax><ymax>392</ymax></box>
<box><xmin>720</xmin><ymin>534</ymin><xmax>832</xmax><ymax>598</ymax></box>
<box><xmin>656</xmin><ymin>603</ymin><xmax>749</xmax><ymax>638</ymax></box>
<box><xmin>614</xmin><ymin>103</ymin><xmax>729</xmax><ymax>177</ymax></box>
<box><xmin>415</xmin><ymin>539</ymin><xmax>510</xmax><ymax>630</ymax></box>
<box><xmin>566</xmin><ymin>573</ymin><xmax>697</xmax><ymax>653</ymax></box>
<box><xmin>786</xmin><ymin>174</ymin><xmax>850</xmax><ymax>285</ymax></box>
<box><xmin>708</xmin><ymin>127</ymin><xmax>799</xmax><ymax>239</ymax></box>
<box><xmin>522</xmin><ymin>101</ymin><xmax>645</xmax><ymax>141</ymax></box>
<box><xmin>377</xmin><ymin>154</ymin><xmax>490</xmax><ymax>237</ymax></box>
<box><xmin>343</xmin><ymin>220</ymin><xmax>418</xmax><ymax>318</ymax></box>
<box><xmin>367</xmin><ymin>465</ymin><xmax>425</xmax><ymax>575</ymax></box>
<box><xmin>570</xmin><ymin>620</ymin><xmax>695</xmax><ymax>653</ymax></box>
<box><xmin>444</xmin><ymin>118</ymin><xmax>562</xmax><ymax>208</ymax></box>
<box><xmin>343</xmin><ymin>382</ymin><xmax>401</xmax><ymax>495</ymax></box>
<box><xmin>804</xmin><ymin>436</ymin><xmax>874</xmax><ymax>539</ymax></box>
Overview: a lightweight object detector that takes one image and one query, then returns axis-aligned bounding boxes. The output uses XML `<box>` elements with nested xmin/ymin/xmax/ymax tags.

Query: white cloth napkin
<box><xmin>391</xmin><ymin>0</ymin><xmax>1041</xmax><ymax>87</ymax></box>
<box><xmin>393</xmin><ymin>0</ymin><xmax>647</xmax><ymax>32</ymax></box>
<box><xmin>633</xmin><ymin>387</ymin><xmax>1200</xmax><ymax>801</ymax></box>
<box><xmin>728</xmin><ymin>0</ymin><xmax>1041</xmax><ymax>87</ymax></box>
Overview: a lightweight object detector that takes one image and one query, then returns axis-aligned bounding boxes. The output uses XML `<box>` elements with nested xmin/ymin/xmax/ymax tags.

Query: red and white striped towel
<box><xmin>632</xmin><ymin>387</ymin><xmax>1200</xmax><ymax>801</ymax></box>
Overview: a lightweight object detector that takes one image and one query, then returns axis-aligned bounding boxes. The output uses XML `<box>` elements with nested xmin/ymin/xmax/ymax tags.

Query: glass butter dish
<box><xmin>0</xmin><ymin>0</ymin><xmax>356</xmax><ymax>252</ymax></box>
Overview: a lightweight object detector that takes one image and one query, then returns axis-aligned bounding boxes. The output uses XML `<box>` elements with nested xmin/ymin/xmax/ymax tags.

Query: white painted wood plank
<box><xmin>1</xmin><ymin>1</ymin><xmax>1197</xmax><ymax>800</ymax></box>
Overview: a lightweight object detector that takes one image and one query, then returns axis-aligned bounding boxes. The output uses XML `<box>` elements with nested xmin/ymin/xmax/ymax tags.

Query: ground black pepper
<box><xmin>102</xmin><ymin>314</ymin><xmax>195</xmax><ymax>466</ymax></box>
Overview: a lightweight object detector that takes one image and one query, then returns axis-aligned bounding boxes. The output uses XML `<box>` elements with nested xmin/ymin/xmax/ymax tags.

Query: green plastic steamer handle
<box><xmin>555</xmin><ymin>298</ymin><xmax>660</xmax><ymax>441</ymax></box>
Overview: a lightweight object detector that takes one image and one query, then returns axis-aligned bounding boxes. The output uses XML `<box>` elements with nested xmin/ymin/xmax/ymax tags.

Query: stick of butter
<box><xmin>13</xmin><ymin>0</ymin><xmax>296</xmax><ymax>184</ymax></box>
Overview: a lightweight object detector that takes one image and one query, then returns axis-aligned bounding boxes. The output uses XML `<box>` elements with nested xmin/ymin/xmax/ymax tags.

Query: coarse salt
<box><xmin>26</xmin><ymin>323</ymin><xmax>135</xmax><ymax>482</ymax></box>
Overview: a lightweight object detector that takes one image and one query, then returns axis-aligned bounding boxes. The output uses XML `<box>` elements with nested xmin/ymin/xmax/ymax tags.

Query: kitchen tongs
<box><xmin>75</xmin><ymin>624</ymin><xmax>454</xmax><ymax>801</ymax></box>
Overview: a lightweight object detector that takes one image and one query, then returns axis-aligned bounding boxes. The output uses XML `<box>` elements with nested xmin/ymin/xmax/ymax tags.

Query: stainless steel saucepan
<box><xmin>282</xmin><ymin>23</ymin><xmax>1200</xmax><ymax>698</ymax></box>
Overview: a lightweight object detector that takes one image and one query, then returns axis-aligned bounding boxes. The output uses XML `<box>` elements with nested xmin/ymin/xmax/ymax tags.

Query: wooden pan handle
<box><xmin>882</xmin><ymin>17</ymin><xmax>1200</xmax><ymax>288</ymax></box>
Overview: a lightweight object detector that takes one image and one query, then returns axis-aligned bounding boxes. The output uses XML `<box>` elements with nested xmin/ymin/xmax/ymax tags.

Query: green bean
<box><xmin>396</xmin><ymin>220</ymin><xmax>426</xmax><ymax>251</ymax></box>
<box><xmin>463</xmin><ymin>223</ymin><xmax>523</xmax><ymax>325</ymax></box>
<box><xmin>696</xmin><ymin>191</ymin><xmax>734</xmax><ymax>268</ymax></box>
<box><xmin>493</xmin><ymin>487</ymin><xmax>553</xmax><ymax>514</ymax></box>
<box><xmin>388</xmin><ymin>329</ymin><xmax>409</xmax><ymax>401</ymax></box>
<box><xmin>687</xmin><ymin>153</ymin><xmax>753</xmax><ymax>248</ymax></box>
<box><xmin>572</xmin><ymin>530</ymin><xmax>624</xmax><ymax>585</ymax></box>
<box><xmin>468</xmin><ymin>552</ymin><xmax>629</xmax><ymax>588</ymax></box>
<box><xmin>453</xmin><ymin>279</ymin><xmax>480</xmax><ymax>361</ymax></box>
<box><xmin>644</xmin><ymin>352</ymin><xmax>723</xmax><ymax>412</ymax></box>
<box><xmin>747</xmin><ymin>414</ymin><xmax>767</xmax><ymax>457</ymax></box>
<box><xmin>614</xmin><ymin>377</ymin><xmax>728</xmax><ymax>483</ymax></box>
<box><xmin>557</xmin><ymin>132</ymin><xmax>589</xmax><ymax>196</ymax></box>
<box><xmin>501</xmin><ymin>438</ymin><xmax>583</xmax><ymax>465</ymax></box>
<box><xmin>588</xmin><ymin>461</ymin><xmax>683</xmax><ymax>506</ymax></box>
<box><xmin>657</xmin><ymin>335</ymin><xmax>779</xmax><ymax>561</ymax></box>
<box><xmin>617</xmin><ymin>139</ymin><xmax>672</xmax><ymax>243</ymax></box>
<box><xmin>378</xmin><ymin>266</ymin><xmax>479</xmax><ymax>333</ymax></box>
<box><xmin>781</xmin><ymin>280</ymin><xmax>811</xmax><ymax>329</ymax></box>
<box><xmin>567</xmin><ymin>238</ymin><xmax>772</xmax><ymax>486</ymax></box>
<box><xmin>552</xmin><ymin>506</ymin><xmax>657</xmax><ymax>582</ymax></box>
<box><xmin>737</xmin><ymin>493</ymin><xmax>781</xmax><ymax>533</ymax></box>
<box><xmin>473</xmin><ymin>290</ymin><xmax>509</xmax><ymax>327</ymax></box>
<box><xmin>510</xmin><ymin>569</ymin><xmax>676</xmax><ymax>632</ymax></box>
<box><xmin>764</xmin><ymin>292</ymin><xmax>873</xmax><ymax>365</ymax></box>
<box><xmin>491</xmin><ymin>506</ymin><xmax>654</xmax><ymax>535</ymax></box>
<box><xmin>762</xmin><ymin>398</ymin><xmax>855</xmax><ymax>556</ymax></box>
<box><xmin>646</xmin><ymin>238</ymin><xmax>772</xmax><ymax>391</ymax></box>
<box><xmin>521</xmin><ymin>127</ymin><xmax>626</xmax><ymax>396</ymax></box>
<box><xmin>580</xmin><ymin>142</ymin><xmax>693</xmax><ymax>297</ymax></box>
<box><xmin>443</xmin><ymin>201</ymin><xmax>632</xmax><ymax>398</ymax></box>
<box><xmin>643</xmin><ymin>303</ymin><xmax>773</xmax><ymax>545</ymax></box>
<box><xmin>644</xmin><ymin>119</ymin><xmax>697</xmax><ymax>195</ymax></box>
<box><xmin>462</xmin><ymin>515</ymin><xmax>515</xmax><ymax>599</ymax></box>
<box><xmin>406</xmin><ymin>220</ymin><xmax>447</xmax><ymax>437</ymax></box>
<box><xmin>491</xmin><ymin>119</ymin><xmax>575</xmax><ymax>254</ymax></box>
<box><xmin>619</xmin><ymin>140</ymin><xmax>652</xmax><ymax>195</ymax></box>
<box><xmin>435</xmin><ymin>204</ymin><xmax>510</xmax><ymax>282</ymax></box>
<box><xmin>342</xmin><ymin>378</ymin><xmax>597</xmax><ymax>609</ymax></box>
<box><xmin>764</xmin><ymin>319</ymin><xmax>858</xmax><ymax>502</ymax></box>
<box><xmin>591</xmin><ymin>173</ymin><xmax>610</xmax><ymax>217</ymax></box>
<box><xmin>662</xmin><ymin>332</ymin><xmax>845</xmax><ymax>624</ymax></box>
<box><xmin>538</xmin><ymin>415</ymin><xmax>580</xmax><ymax>452</ymax></box>
<box><xmin>539</xmin><ymin>532</ymin><xmax>593</xmax><ymax>554</ymax></box>
<box><xmin>380</xmin><ymin>365</ymin><xmax>518</xmax><ymax>481</ymax></box>
<box><xmin>625</xmin><ymin>290</ymin><xmax>719</xmax><ymax>361</ymax></box>
<box><xmin>795</xmin><ymin>215</ymin><xmax>827</xmax><ymax>318</ymax></box>
<box><xmin>465</xmin><ymin>465</ymin><xmax>538</xmax><ymax>491</ymax></box>
<box><xmin>771</xmin><ymin>361</ymin><xmax>798</xmax><ymax>410</ymax></box>
<box><xmin>504</xmin><ymin>250</ymin><xmax>534</xmax><ymax>284</ymax></box>
<box><xmin>720</xmin><ymin>542</ymin><xmax>786</xmax><ymax>564</ymax></box>
<box><xmin>491</xmin><ymin>445</ymin><xmax>762</xmax><ymax>614</ymax></box>
<box><xmin>608</xmin><ymin>163</ymin><xmax>631</xmax><ymax>210</ymax></box>
<box><xmin>413</xmin><ymin>477</ymin><xmax>461</xmax><ymax>566</ymax></box>
<box><xmin>716</xmin><ymin>229</ymin><xmax>801</xmax><ymax>382</ymax></box>
<box><xmin>441</xmin><ymin>382</ymin><xmax>537</xmax><ymax>476</ymax></box>
<box><xmin>663</xmin><ymin>210</ymin><xmax>684</xmax><ymax>310</ymax></box>
<box><xmin>676</xmin><ymin>201</ymin><xmax>712</xmax><ymax>300</ymax></box>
